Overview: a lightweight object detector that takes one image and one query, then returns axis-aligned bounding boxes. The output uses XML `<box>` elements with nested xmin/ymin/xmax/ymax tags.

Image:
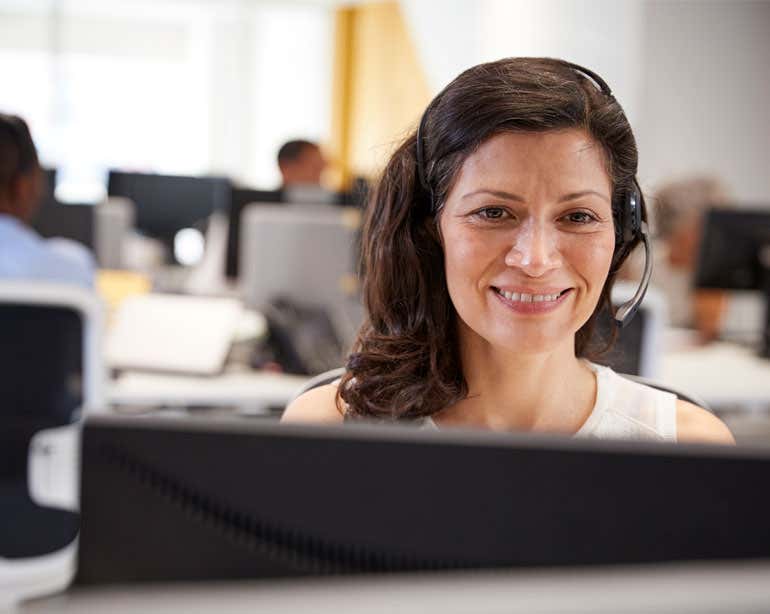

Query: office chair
<box><xmin>0</xmin><ymin>282</ymin><xmax>104</xmax><ymax>605</ymax></box>
<box><xmin>289</xmin><ymin>367</ymin><xmax>710</xmax><ymax>412</ymax></box>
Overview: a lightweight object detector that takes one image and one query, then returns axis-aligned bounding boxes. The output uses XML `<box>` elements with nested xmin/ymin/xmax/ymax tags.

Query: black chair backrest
<box><xmin>0</xmin><ymin>301</ymin><xmax>82</xmax><ymax>559</ymax></box>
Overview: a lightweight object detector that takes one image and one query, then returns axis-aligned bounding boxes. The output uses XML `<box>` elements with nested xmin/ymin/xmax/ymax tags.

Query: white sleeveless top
<box><xmin>420</xmin><ymin>363</ymin><xmax>678</xmax><ymax>442</ymax></box>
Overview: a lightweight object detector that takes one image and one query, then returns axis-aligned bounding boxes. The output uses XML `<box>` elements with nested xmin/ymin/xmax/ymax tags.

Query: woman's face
<box><xmin>439</xmin><ymin>129</ymin><xmax>616</xmax><ymax>355</ymax></box>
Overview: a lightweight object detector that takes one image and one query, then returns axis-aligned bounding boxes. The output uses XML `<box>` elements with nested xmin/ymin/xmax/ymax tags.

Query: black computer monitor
<box><xmin>225</xmin><ymin>187</ymin><xmax>284</xmax><ymax>279</ymax></box>
<box><xmin>77</xmin><ymin>415</ymin><xmax>770</xmax><ymax>584</ymax></box>
<box><xmin>695</xmin><ymin>208</ymin><xmax>770</xmax><ymax>357</ymax></box>
<box><xmin>30</xmin><ymin>168</ymin><xmax>95</xmax><ymax>250</ymax></box>
<box><xmin>107</xmin><ymin>170</ymin><xmax>230</xmax><ymax>260</ymax></box>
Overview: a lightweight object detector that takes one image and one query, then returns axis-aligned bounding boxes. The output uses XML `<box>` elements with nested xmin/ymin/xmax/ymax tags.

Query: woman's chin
<box><xmin>479</xmin><ymin>329</ymin><xmax>568</xmax><ymax>357</ymax></box>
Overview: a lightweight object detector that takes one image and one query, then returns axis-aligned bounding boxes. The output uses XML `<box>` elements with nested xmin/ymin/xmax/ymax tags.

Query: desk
<box><xmin>21</xmin><ymin>561</ymin><xmax>770</xmax><ymax>613</ymax></box>
<box><xmin>108</xmin><ymin>369</ymin><xmax>310</xmax><ymax>413</ymax></box>
<box><xmin>105</xmin><ymin>341</ymin><xmax>770</xmax><ymax>416</ymax></box>
<box><xmin>662</xmin><ymin>341</ymin><xmax>770</xmax><ymax>409</ymax></box>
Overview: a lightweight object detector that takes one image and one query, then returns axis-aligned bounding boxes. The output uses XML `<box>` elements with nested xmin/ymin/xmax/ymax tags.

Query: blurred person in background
<box><xmin>277</xmin><ymin>139</ymin><xmax>327</xmax><ymax>188</ymax></box>
<box><xmin>652</xmin><ymin>176</ymin><xmax>730</xmax><ymax>342</ymax></box>
<box><xmin>0</xmin><ymin>113</ymin><xmax>93</xmax><ymax>287</ymax></box>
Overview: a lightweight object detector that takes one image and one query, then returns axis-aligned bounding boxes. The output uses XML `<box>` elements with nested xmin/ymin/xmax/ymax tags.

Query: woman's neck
<box><xmin>435</xmin><ymin>328</ymin><xmax>597</xmax><ymax>434</ymax></box>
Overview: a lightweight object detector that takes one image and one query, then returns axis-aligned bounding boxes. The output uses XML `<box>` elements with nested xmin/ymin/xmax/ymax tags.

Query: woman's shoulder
<box><xmin>591</xmin><ymin>363</ymin><xmax>734</xmax><ymax>444</ymax></box>
<box><xmin>281</xmin><ymin>383</ymin><xmax>345</xmax><ymax>424</ymax></box>
<box><xmin>675</xmin><ymin>400</ymin><xmax>735</xmax><ymax>445</ymax></box>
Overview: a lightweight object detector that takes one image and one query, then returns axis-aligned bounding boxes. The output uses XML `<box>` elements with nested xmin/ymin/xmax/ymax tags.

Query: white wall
<box><xmin>400</xmin><ymin>0</ymin><xmax>770</xmax><ymax>204</ymax></box>
<box><xmin>0</xmin><ymin>0</ymin><xmax>333</xmax><ymax>198</ymax></box>
<box><xmin>400</xmin><ymin>0</ymin><xmax>644</xmax><ymax>124</ymax></box>
<box><xmin>637</xmin><ymin>0</ymin><xmax>770</xmax><ymax>202</ymax></box>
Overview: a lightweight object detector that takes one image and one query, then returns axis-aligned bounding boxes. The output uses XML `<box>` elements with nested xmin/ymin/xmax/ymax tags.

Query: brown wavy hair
<box><xmin>339</xmin><ymin>57</ymin><xmax>645</xmax><ymax>420</ymax></box>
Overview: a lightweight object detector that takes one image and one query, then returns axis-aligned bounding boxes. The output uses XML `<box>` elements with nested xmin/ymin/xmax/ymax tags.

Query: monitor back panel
<box><xmin>31</xmin><ymin>201</ymin><xmax>94</xmax><ymax>250</ymax></box>
<box><xmin>107</xmin><ymin>171</ymin><xmax>229</xmax><ymax>240</ymax></box>
<box><xmin>696</xmin><ymin>207</ymin><xmax>770</xmax><ymax>290</ymax></box>
<box><xmin>225</xmin><ymin>188</ymin><xmax>283</xmax><ymax>279</ymax></box>
<box><xmin>78</xmin><ymin>416</ymin><xmax>770</xmax><ymax>584</ymax></box>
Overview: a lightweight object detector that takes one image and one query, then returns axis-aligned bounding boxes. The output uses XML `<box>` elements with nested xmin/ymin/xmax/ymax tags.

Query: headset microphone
<box><xmin>613</xmin><ymin>220</ymin><xmax>652</xmax><ymax>328</ymax></box>
<box><xmin>612</xmin><ymin>183</ymin><xmax>652</xmax><ymax>328</ymax></box>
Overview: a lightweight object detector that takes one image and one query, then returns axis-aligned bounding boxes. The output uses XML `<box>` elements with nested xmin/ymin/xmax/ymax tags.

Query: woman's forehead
<box><xmin>448</xmin><ymin>129</ymin><xmax>612</xmax><ymax>199</ymax></box>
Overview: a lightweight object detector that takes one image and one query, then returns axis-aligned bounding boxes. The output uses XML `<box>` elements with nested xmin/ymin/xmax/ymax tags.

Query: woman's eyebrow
<box><xmin>559</xmin><ymin>190</ymin><xmax>611</xmax><ymax>203</ymax></box>
<box><xmin>461</xmin><ymin>189</ymin><xmax>525</xmax><ymax>202</ymax></box>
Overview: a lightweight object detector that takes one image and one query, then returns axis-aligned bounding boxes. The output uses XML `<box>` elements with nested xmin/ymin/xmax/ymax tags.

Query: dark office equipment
<box><xmin>225</xmin><ymin>187</ymin><xmax>284</xmax><ymax>279</ymax></box>
<box><xmin>250</xmin><ymin>297</ymin><xmax>345</xmax><ymax>375</ymax></box>
<box><xmin>42</xmin><ymin>167</ymin><xmax>56</xmax><ymax>198</ymax></box>
<box><xmin>0</xmin><ymin>302</ymin><xmax>82</xmax><ymax>559</ymax></box>
<box><xmin>593</xmin><ymin>304</ymin><xmax>646</xmax><ymax>375</ymax></box>
<box><xmin>336</xmin><ymin>176</ymin><xmax>370</xmax><ymax>209</ymax></box>
<box><xmin>78</xmin><ymin>415</ymin><xmax>770</xmax><ymax>584</ymax></box>
<box><xmin>30</xmin><ymin>168</ymin><xmax>94</xmax><ymax>250</ymax></box>
<box><xmin>695</xmin><ymin>208</ymin><xmax>770</xmax><ymax>357</ymax></box>
<box><xmin>107</xmin><ymin>170</ymin><xmax>230</xmax><ymax>259</ymax></box>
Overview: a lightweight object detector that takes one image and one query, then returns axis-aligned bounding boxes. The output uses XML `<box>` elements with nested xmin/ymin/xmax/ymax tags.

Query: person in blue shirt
<box><xmin>0</xmin><ymin>113</ymin><xmax>94</xmax><ymax>288</ymax></box>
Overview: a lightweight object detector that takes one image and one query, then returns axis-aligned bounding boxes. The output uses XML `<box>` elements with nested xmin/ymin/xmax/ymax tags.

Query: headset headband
<box><xmin>416</xmin><ymin>60</ymin><xmax>615</xmax><ymax>199</ymax></box>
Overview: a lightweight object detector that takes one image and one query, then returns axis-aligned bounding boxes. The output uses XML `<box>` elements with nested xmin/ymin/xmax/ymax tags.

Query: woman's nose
<box><xmin>503</xmin><ymin>221</ymin><xmax>562</xmax><ymax>276</ymax></box>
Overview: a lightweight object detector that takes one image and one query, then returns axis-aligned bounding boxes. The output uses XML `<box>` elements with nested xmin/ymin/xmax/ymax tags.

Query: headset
<box><xmin>415</xmin><ymin>60</ymin><xmax>651</xmax><ymax>329</ymax></box>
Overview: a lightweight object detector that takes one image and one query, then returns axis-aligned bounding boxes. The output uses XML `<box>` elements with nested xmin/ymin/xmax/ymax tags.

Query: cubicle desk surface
<box><xmin>662</xmin><ymin>341</ymin><xmax>770</xmax><ymax>409</ymax></box>
<box><xmin>108</xmin><ymin>369</ymin><xmax>310</xmax><ymax>414</ymax></box>
<box><xmin>22</xmin><ymin>561</ymin><xmax>770</xmax><ymax>614</ymax></box>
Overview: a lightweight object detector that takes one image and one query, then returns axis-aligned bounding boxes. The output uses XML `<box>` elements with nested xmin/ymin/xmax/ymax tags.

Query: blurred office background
<box><xmin>4</xmin><ymin>1</ymin><xmax>770</xmax><ymax>608</ymax></box>
<box><xmin>2</xmin><ymin>0</ymin><xmax>770</xmax><ymax>417</ymax></box>
<box><xmin>2</xmin><ymin>0</ymin><xmax>768</xmax><ymax>200</ymax></box>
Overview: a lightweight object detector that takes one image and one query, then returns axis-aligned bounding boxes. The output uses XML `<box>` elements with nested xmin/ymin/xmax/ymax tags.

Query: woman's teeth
<box><xmin>495</xmin><ymin>288</ymin><xmax>563</xmax><ymax>303</ymax></box>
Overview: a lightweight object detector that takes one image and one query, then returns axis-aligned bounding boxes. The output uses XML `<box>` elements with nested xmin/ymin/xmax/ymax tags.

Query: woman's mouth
<box><xmin>491</xmin><ymin>286</ymin><xmax>572</xmax><ymax>314</ymax></box>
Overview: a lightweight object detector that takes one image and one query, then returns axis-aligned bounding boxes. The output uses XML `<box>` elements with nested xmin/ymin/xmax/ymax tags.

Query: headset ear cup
<box><xmin>628</xmin><ymin>186</ymin><xmax>642</xmax><ymax>243</ymax></box>
<box><xmin>611</xmin><ymin>195</ymin><xmax>629</xmax><ymax>270</ymax></box>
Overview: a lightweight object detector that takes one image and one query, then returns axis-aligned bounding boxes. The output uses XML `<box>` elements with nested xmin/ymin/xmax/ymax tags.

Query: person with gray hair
<box><xmin>651</xmin><ymin>175</ymin><xmax>729</xmax><ymax>341</ymax></box>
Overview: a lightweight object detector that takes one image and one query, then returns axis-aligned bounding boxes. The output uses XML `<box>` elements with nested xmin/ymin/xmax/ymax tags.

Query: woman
<box><xmin>283</xmin><ymin>57</ymin><xmax>733</xmax><ymax>444</ymax></box>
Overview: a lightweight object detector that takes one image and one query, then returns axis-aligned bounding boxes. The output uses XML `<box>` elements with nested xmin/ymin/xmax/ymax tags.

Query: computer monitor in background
<box><xmin>239</xmin><ymin>204</ymin><xmax>363</xmax><ymax>354</ymax></box>
<box><xmin>695</xmin><ymin>208</ymin><xmax>770</xmax><ymax>357</ymax></box>
<box><xmin>30</xmin><ymin>168</ymin><xmax>95</xmax><ymax>251</ymax></box>
<box><xmin>225</xmin><ymin>187</ymin><xmax>283</xmax><ymax>279</ymax></box>
<box><xmin>107</xmin><ymin>171</ymin><xmax>230</xmax><ymax>263</ymax></box>
<box><xmin>77</xmin><ymin>415</ymin><xmax>770</xmax><ymax>584</ymax></box>
<box><xmin>225</xmin><ymin>182</ymin><xmax>370</xmax><ymax>280</ymax></box>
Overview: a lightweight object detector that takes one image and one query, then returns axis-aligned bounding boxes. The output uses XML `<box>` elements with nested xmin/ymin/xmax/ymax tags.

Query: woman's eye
<box><xmin>476</xmin><ymin>207</ymin><xmax>507</xmax><ymax>220</ymax></box>
<box><xmin>564</xmin><ymin>211</ymin><xmax>596</xmax><ymax>224</ymax></box>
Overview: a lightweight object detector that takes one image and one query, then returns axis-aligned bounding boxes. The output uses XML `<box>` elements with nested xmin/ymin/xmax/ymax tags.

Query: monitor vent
<box><xmin>96</xmin><ymin>443</ymin><xmax>473</xmax><ymax>575</ymax></box>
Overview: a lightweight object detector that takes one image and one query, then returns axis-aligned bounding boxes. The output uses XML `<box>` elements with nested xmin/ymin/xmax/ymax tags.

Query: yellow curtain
<box><xmin>329</xmin><ymin>2</ymin><xmax>431</xmax><ymax>190</ymax></box>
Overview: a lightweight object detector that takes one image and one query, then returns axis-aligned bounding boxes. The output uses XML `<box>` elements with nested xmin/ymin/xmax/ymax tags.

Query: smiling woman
<box><xmin>283</xmin><ymin>57</ymin><xmax>733</xmax><ymax>445</ymax></box>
